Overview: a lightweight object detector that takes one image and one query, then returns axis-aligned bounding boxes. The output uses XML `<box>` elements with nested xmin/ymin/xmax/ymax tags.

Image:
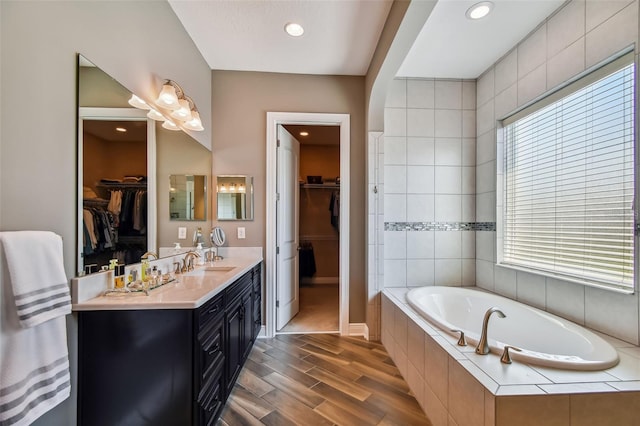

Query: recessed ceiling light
<box><xmin>285</xmin><ymin>22</ymin><xmax>304</xmax><ymax>37</ymax></box>
<box><xmin>115</xmin><ymin>127</ymin><xmax>127</xmax><ymax>132</ymax></box>
<box><xmin>299</xmin><ymin>131</ymin><xmax>309</xmax><ymax>136</ymax></box>
<box><xmin>466</xmin><ymin>1</ymin><xmax>493</xmax><ymax>20</ymax></box>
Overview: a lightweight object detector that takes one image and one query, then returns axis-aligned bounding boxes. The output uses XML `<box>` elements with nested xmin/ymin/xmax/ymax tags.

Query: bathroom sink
<box><xmin>203</xmin><ymin>266</ymin><xmax>236</xmax><ymax>272</ymax></box>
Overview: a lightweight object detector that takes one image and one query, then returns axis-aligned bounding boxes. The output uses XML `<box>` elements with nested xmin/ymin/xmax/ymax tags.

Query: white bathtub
<box><xmin>406</xmin><ymin>286</ymin><xmax>619</xmax><ymax>370</ymax></box>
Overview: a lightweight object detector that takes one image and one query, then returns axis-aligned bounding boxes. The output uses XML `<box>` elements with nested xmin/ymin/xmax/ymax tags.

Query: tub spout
<box><xmin>475</xmin><ymin>307</ymin><xmax>506</xmax><ymax>355</ymax></box>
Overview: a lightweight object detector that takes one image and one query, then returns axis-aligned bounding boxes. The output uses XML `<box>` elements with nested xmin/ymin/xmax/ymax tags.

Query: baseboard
<box><xmin>257</xmin><ymin>325</ymin><xmax>266</xmax><ymax>338</ymax></box>
<box><xmin>300</xmin><ymin>277</ymin><xmax>339</xmax><ymax>285</ymax></box>
<box><xmin>348</xmin><ymin>323</ymin><xmax>370</xmax><ymax>340</ymax></box>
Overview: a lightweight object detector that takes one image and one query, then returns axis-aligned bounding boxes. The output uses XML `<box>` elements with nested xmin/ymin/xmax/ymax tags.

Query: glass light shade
<box><xmin>128</xmin><ymin>94</ymin><xmax>150</xmax><ymax>110</ymax></box>
<box><xmin>170</xmin><ymin>99</ymin><xmax>192</xmax><ymax>121</ymax></box>
<box><xmin>147</xmin><ymin>108</ymin><xmax>165</xmax><ymax>121</ymax></box>
<box><xmin>182</xmin><ymin>111</ymin><xmax>204</xmax><ymax>131</ymax></box>
<box><xmin>162</xmin><ymin>119</ymin><xmax>181</xmax><ymax>131</ymax></box>
<box><xmin>156</xmin><ymin>83</ymin><xmax>180</xmax><ymax>110</ymax></box>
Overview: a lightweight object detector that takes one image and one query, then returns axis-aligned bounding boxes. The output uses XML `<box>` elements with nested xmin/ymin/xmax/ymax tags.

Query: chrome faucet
<box><xmin>475</xmin><ymin>307</ymin><xmax>506</xmax><ymax>355</ymax></box>
<box><xmin>182</xmin><ymin>251</ymin><xmax>200</xmax><ymax>273</ymax></box>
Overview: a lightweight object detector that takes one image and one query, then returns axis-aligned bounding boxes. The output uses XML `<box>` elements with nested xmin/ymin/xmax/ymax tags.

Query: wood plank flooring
<box><xmin>218</xmin><ymin>334</ymin><xmax>432</xmax><ymax>426</ymax></box>
<box><xmin>279</xmin><ymin>286</ymin><xmax>339</xmax><ymax>333</ymax></box>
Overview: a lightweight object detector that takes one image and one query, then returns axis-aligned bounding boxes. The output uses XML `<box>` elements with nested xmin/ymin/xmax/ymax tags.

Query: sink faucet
<box><xmin>141</xmin><ymin>251</ymin><xmax>158</xmax><ymax>260</ymax></box>
<box><xmin>475</xmin><ymin>307</ymin><xmax>506</xmax><ymax>355</ymax></box>
<box><xmin>182</xmin><ymin>251</ymin><xmax>200</xmax><ymax>273</ymax></box>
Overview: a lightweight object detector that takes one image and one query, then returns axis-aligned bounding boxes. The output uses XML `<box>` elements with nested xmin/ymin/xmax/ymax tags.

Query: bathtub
<box><xmin>406</xmin><ymin>286</ymin><xmax>619</xmax><ymax>370</ymax></box>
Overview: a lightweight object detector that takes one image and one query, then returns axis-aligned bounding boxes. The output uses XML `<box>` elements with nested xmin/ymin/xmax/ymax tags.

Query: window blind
<box><xmin>501</xmin><ymin>56</ymin><xmax>635</xmax><ymax>291</ymax></box>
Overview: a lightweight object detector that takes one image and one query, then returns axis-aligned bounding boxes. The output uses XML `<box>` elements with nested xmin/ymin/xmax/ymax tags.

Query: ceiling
<box><xmin>170</xmin><ymin>0</ymin><xmax>564</xmax><ymax>79</ymax></box>
<box><xmin>283</xmin><ymin>125</ymin><xmax>340</xmax><ymax>145</ymax></box>
<box><xmin>84</xmin><ymin>120</ymin><xmax>147</xmax><ymax>143</ymax></box>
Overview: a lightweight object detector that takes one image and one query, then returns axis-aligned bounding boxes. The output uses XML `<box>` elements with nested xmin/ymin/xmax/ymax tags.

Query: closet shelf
<box><xmin>97</xmin><ymin>182</ymin><xmax>147</xmax><ymax>190</ymax></box>
<box><xmin>300</xmin><ymin>234</ymin><xmax>339</xmax><ymax>241</ymax></box>
<box><xmin>300</xmin><ymin>183</ymin><xmax>340</xmax><ymax>189</ymax></box>
<box><xmin>83</xmin><ymin>198</ymin><xmax>109</xmax><ymax>207</ymax></box>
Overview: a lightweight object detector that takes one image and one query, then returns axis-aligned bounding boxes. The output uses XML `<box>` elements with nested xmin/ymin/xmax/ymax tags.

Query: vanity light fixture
<box><xmin>466</xmin><ymin>1</ymin><xmax>493</xmax><ymax>20</ymax></box>
<box><xmin>299</xmin><ymin>131</ymin><xmax>309</xmax><ymax>136</ymax></box>
<box><xmin>127</xmin><ymin>94</ymin><xmax>150</xmax><ymax>110</ymax></box>
<box><xmin>161</xmin><ymin>119</ymin><xmax>181</xmax><ymax>131</ymax></box>
<box><xmin>239</xmin><ymin>184</ymin><xmax>246</xmax><ymax>193</ymax></box>
<box><xmin>285</xmin><ymin>22</ymin><xmax>304</xmax><ymax>37</ymax></box>
<box><xmin>146</xmin><ymin>108</ymin><xmax>165</xmax><ymax>121</ymax></box>
<box><xmin>219</xmin><ymin>184</ymin><xmax>227</xmax><ymax>192</ymax></box>
<box><xmin>129</xmin><ymin>80</ymin><xmax>204</xmax><ymax>132</ymax></box>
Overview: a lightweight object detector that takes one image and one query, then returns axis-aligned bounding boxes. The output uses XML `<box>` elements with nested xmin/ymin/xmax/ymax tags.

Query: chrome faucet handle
<box><xmin>500</xmin><ymin>345</ymin><xmax>522</xmax><ymax>364</ymax></box>
<box><xmin>450</xmin><ymin>329</ymin><xmax>467</xmax><ymax>346</ymax></box>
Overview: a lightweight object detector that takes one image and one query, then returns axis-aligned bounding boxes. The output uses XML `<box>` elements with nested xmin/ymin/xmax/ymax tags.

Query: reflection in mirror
<box><xmin>169</xmin><ymin>175</ymin><xmax>207</xmax><ymax>221</ymax></box>
<box><xmin>217</xmin><ymin>176</ymin><xmax>254</xmax><ymax>221</ymax></box>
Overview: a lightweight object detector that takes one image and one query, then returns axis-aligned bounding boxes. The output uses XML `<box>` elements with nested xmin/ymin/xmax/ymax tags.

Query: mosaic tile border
<box><xmin>384</xmin><ymin>222</ymin><xmax>496</xmax><ymax>231</ymax></box>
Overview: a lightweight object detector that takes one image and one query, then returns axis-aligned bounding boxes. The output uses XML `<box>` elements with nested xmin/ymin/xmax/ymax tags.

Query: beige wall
<box><xmin>157</xmin><ymin>125</ymin><xmax>212</xmax><ymax>248</ymax></box>
<box><xmin>0</xmin><ymin>2</ymin><xmax>211</xmax><ymax>424</ymax></box>
<box><xmin>211</xmin><ymin>70</ymin><xmax>366</xmax><ymax>322</ymax></box>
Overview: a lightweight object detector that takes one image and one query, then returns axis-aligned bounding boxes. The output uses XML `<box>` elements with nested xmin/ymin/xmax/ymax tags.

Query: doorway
<box><xmin>278</xmin><ymin>124</ymin><xmax>340</xmax><ymax>333</ymax></box>
<box><xmin>265</xmin><ymin>112</ymin><xmax>350</xmax><ymax>338</ymax></box>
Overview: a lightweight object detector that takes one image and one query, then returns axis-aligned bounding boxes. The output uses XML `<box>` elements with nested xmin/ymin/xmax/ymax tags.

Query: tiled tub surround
<box><xmin>475</xmin><ymin>0</ymin><xmax>640</xmax><ymax>346</ymax></box>
<box><xmin>383</xmin><ymin>78</ymin><xmax>477</xmax><ymax>291</ymax></box>
<box><xmin>382</xmin><ymin>288</ymin><xmax>640</xmax><ymax>426</ymax></box>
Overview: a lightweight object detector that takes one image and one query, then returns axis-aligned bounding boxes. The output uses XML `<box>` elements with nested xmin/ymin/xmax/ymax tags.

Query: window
<box><xmin>499</xmin><ymin>52</ymin><xmax>635</xmax><ymax>292</ymax></box>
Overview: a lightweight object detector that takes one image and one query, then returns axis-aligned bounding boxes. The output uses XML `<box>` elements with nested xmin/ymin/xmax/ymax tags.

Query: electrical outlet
<box><xmin>237</xmin><ymin>227</ymin><xmax>246</xmax><ymax>239</ymax></box>
<box><xmin>178</xmin><ymin>227</ymin><xmax>187</xmax><ymax>239</ymax></box>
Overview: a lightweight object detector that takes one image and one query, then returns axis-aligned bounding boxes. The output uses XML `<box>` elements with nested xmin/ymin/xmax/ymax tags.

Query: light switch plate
<box><xmin>237</xmin><ymin>227</ymin><xmax>246</xmax><ymax>239</ymax></box>
<box><xmin>178</xmin><ymin>227</ymin><xmax>187</xmax><ymax>239</ymax></box>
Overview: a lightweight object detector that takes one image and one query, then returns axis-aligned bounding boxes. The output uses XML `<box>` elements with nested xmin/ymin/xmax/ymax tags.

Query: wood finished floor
<box><xmin>217</xmin><ymin>334</ymin><xmax>432</xmax><ymax>426</ymax></box>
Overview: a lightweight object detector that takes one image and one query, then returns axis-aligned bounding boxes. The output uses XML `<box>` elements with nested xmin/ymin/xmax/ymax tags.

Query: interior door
<box><xmin>276</xmin><ymin>125</ymin><xmax>300</xmax><ymax>330</ymax></box>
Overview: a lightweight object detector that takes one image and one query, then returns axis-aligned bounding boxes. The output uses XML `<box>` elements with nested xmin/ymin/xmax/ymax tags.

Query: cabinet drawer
<box><xmin>198</xmin><ymin>318</ymin><xmax>224</xmax><ymax>356</ymax></box>
<box><xmin>225</xmin><ymin>271</ymin><xmax>252</xmax><ymax>305</ymax></box>
<box><xmin>198</xmin><ymin>293</ymin><xmax>224</xmax><ymax>324</ymax></box>
<box><xmin>197</xmin><ymin>357</ymin><xmax>224</xmax><ymax>413</ymax></box>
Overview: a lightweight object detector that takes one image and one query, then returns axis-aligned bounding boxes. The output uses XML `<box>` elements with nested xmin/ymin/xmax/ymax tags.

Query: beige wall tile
<box><xmin>407</xmin><ymin>108</ymin><xmax>435</xmax><ymax>137</ymax></box>
<box><xmin>435</xmin><ymin>80</ymin><xmax>463</xmax><ymax>110</ymax></box>
<box><xmin>547</xmin><ymin>0</ymin><xmax>585</xmax><ymax>58</ymax></box>
<box><xmin>425</xmin><ymin>333</ymin><xmax>449</xmax><ymax>408</ymax></box>
<box><xmin>408</xmin><ymin>320</ymin><xmax>426</xmax><ymax>377</ymax></box>
<box><xmin>476</xmin><ymin>99</ymin><xmax>495</xmax><ymax>136</ymax></box>
<box><xmin>517</xmin><ymin>63</ymin><xmax>547</xmax><ymax>107</ymax></box>
<box><xmin>394</xmin><ymin>304</ymin><xmax>408</xmax><ymax>352</ymax></box>
<box><xmin>586</xmin><ymin>1</ymin><xmax>638</xmax><ymax>68</ymax></box>
<box><xmin>407</xmin><ymin>361</ymin><xmax>425</xmax><ymax>410</ymax></box>
<box><xmin>494</xmin><ymin>83</ymin><xmax>517</xmax><ymax>120</ymax></box>
<box><xmin>477</xmin><ymin>68</ymin><xmax>495</xmax><ymax>108</ymax></box>
<box><xmin>476</xmin><ymin>130</ymin><xmax>496</xmax><ymax>165</ymax></box>
<box><xmin>424</xmin><ymin>383</ymin><xmax>448</xmax><ymax>426</ymax></box>
<box><xmin>463</xmin><ymin>81</ymin><xmax>477</xmax><ymax>110</ymax></box>
<box><xmin>586</xmin><ymin>0</ymin><xmax>634</xmax><ymax>32</ymax></box>
<box><xmin>547</xmin><ymin>37</ymin><xmax>585</xmax><ymax>90</ymax></box>
<box><xmin>386</xmin><ymin>78</ymin><xmax>407</xmax><ymax>108</ymax></box>
<box><xmin>448</xmin><ymin>359</ymin><xmax>485</xmax><ymax>426</ymax></box>
<box><xmin>435</xmin><ymin>109</ymin><xmax>463</xmax><ymax>138</ymax></box>
<box><xmin>408</xmin><ymin>79</ymin><xmax>435</xmax><ymax>109</ymax></box>
<box><xmin>585</xmin><ymin>285</ymin><xmax>639</xmax><ymax>345</ymax></box>
<box><xmin>546</xmin><ymin>277</ymin><xmax>585</xmax><ymax>325</ymax></box>
<box><xmin>570</xmin><ymin>392</ymin><xmax>640</xmax><ymax>426</ymax></box>
<box><xmin>496</xmin><ymin>395</ymin><xmax>570</xmax><ymax>426</ymax></box>
<box><xmin>518</xmin><ymin>24</ymin><xmax>547</xmax><ymax>78</ymax></box>
<box><xmin>484</xmin><ymin>391</ymin><xmax>495</xmax><ymax>426</ymax></box>
<box><xmin>494</xmin><ymin>49</ymin><xmax>518</xmax><ymax>95</ymax></box>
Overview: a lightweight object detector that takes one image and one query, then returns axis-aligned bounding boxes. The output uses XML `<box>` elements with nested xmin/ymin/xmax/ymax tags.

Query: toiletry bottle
<box><xmin>196</xmin><ymin>242</ymin><xmax>205</xmax><ymax>266</ymax></box>
<box><xmin>141</xmin><ymin>257</ymin><xmax>149</xmax><ymax>282</ymax></box>
<box><xmin>114</xmin><ymin>264</ymin><xmax>125</xmax><ymax>289</ymax></box>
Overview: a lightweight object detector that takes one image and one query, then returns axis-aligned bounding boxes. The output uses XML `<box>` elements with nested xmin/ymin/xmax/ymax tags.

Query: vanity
<box><xmin>73</xmin><ymin>255</ymin><xmax>262</xmax><ymax>426</ymax></box>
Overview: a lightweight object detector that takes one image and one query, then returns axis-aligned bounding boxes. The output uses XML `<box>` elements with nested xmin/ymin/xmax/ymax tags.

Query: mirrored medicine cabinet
<box><xmin>169</xmin><ymin>174</ymin><xmax>207</xmax><ymax>221</ymax></box>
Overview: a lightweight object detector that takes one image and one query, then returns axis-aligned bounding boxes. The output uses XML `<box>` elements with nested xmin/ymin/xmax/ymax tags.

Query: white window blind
<box><xmin>500</xmin><ymin>54</ymin><xmax>635</xmax><ymax>291</ymax></box>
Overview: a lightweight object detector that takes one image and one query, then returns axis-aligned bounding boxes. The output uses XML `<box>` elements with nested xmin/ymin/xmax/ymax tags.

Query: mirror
<box><xmin>77</xmin><ymin>54</ymin><xmax>212</xmax><ymax>275</ymax></box>
<box><xmin>170</xmin><ymin>174</ymin><xmax>207</xmax><ymax>220</ymax></box>
<box><xmin>217</xmin><ymin>175</ymin><xmax>254</xmax><ymax>221</ymax></box>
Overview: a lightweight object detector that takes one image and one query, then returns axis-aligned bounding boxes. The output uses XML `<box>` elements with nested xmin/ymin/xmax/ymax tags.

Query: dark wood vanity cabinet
<box><xmin>78</xmin><ymin>263</ymin><xmax>262</xmax><ymax>426</ymax></box>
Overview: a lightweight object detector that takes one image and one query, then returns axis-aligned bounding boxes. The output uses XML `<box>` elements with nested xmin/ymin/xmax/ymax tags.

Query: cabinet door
<box><xmin>225</xmin><ymin>297</ymin><xmax>243</xmax><ymax>395</ymax></box>
<box><xmin>241</xmin><ymin>290</ymin><xmax>253</xmax><ymax>361</ymax></box>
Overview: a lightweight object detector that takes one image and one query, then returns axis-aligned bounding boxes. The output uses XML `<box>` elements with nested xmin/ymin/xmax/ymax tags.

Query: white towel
<box><xmin>0</xmin><ymin>231</ymin><xmax>71</xmax><ymax>328</ymax></box>
<box><xmin>0</xmin><ymin>239</ymin><xmax>70</xmax><ymax>426</ymax></box>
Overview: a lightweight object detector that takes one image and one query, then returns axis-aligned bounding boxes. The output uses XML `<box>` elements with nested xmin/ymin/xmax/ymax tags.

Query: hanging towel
<box><xmin>0</xmin><ymin>231</ymin><xmax>70</xmax><ymax>328</ymax></box>
<box><xmin>0</xmin><ymin>232</ymin><xmax>71</xmax><ymax>426</ymax></box>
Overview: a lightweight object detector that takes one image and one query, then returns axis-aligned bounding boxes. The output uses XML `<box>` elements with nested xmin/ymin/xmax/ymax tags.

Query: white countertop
<box><xmin>72</xmin><ymin>255</ymin><xmax>262</xmax><ymax>311</ymax></box>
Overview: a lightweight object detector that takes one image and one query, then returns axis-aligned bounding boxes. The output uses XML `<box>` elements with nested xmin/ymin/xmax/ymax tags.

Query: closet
<box><xmin>279</xmin><ymin>124</ymin><xmax>340</xmax><ymax>333</ymax></box>
<box><xmin>82</xmin><ymin>119</ymin><xmax>148</xmax><ymax>270</ymax></box>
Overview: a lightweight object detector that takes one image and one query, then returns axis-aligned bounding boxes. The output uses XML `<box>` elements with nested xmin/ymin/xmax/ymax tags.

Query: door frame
<box><xmin>265</xmin><ymin>112</ymin><xmax>350</xmax><ymax>338</ymax></box>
